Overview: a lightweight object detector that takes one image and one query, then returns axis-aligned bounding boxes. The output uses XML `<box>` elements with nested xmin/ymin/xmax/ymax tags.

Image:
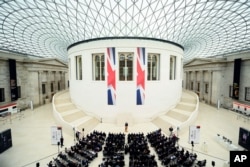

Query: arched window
<box><xmin>147</xmin><ymin>53</ymin><xmax>160</xmax><ymax>80</ymax></box>
<box><xmin>93</xmin><ymin>54</ymin><xmax>105</xmax><ymax>81</ymax></box>
<box><xmin>75</xmin><ymin>55</ymin><xmax>82</xmax><ymax>80</ymax></box>
<box><xmin>170</xmin><ymin>55</ymin><xmax>176</xmax><ymax>80</ymax></box>
<box><xmin>119</xmin><ymin>53</ymin><xmax>133</xmax><ymax>81</ymax></box>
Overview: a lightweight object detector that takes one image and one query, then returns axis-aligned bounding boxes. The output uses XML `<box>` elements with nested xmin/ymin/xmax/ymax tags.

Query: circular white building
<box><xmin>68</xmin><ymin>37</ymin><xmax>184</xmax><ymax>124</ymax></box>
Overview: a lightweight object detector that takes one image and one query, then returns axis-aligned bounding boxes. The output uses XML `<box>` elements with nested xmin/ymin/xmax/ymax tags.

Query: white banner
<box><xmin>189</xmin><ymin>125</ymin><xmax>201</xmax><ymax>144</ymax></box>
<box><xmin>51</xmin><ymin>126</ymin><xmax>62</xmax><ymax>145</ymax></box>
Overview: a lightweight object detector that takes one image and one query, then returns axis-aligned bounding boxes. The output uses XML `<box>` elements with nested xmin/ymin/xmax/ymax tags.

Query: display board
<box><xmin>51</xmin><ymin>126</ymin><xmax>62</xmax><ymax>145</ymax></box>
<box><xmin>238</xmin><ymin>127</ymin><xmax>250</xmax><ymax>150</ymax></box>
<box><xmin>188</xmin><ymin>125</ymin><xmax>201</xmax><ymax>144</ymax></box>
<box><xmin>0</xmin><ymin>129</ymin><xmax>12</xmax><ymax>153</ymax></box>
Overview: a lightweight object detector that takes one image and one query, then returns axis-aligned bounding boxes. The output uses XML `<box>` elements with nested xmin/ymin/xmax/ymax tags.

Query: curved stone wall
<box><xmin>68</xmin><ymin>38</ymin><xmax>184</xmax><ymax>123</ymax></box>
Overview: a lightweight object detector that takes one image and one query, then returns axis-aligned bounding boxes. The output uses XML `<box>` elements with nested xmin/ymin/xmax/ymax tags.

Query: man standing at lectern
<box><xmin>125</xmin><ymin>122</ymin><xmax>128</xmax><ymax>132</ymax></box>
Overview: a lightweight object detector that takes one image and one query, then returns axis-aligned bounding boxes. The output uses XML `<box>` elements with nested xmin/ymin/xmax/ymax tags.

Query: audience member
<box><xmin>60</xmin><ymin>136</ymin><xmax>64</xmax><ymax>147</ymax></box>
<box><xmin>49</xmin><ymin>129</ymin><xmax>208</xmax><ymax>167</ymax></box>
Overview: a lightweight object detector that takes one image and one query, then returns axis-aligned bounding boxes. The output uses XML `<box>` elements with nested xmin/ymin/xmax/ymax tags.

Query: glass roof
<box><xmin>0</xmin><ymin>0</ymin><xmax>249</xmax><ymax>62</ymax></box>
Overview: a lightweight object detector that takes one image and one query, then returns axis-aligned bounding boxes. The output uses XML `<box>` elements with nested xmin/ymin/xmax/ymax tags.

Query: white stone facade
<box><xmin>183</xmin><ymin>52</ymin><xmax>250</xmax><ymax>108</ymax></box>
<box><xmin>68</xmin><ymin>38</ymin><xmax>184</xmax><ymax>123</ymax></box>
<box><xmin>0</xmin><ymin>51</ymin><xmax>68</xmax><ymax>108</ymax></box>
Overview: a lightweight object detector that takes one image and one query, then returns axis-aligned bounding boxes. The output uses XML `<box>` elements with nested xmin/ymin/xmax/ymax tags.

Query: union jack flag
<box><xmin>136</xmin><ymin>47</ymin><xmax>145</xmax><ymax>105</ymax></box>
<box><xmin>107</xmin><ymin>47</ymin><xmax>116</xmax><ymax>105</ymax></box>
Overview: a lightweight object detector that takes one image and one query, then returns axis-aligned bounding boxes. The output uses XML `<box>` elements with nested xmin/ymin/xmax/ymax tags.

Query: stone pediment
<box><xmin>38</xmin><ymin>58</ymin><xmax>67</xmax><ymax>66</ymax></box>
<box><xmin>184</xmin><ymin>58</ymin><xmax>225</xmax><ymax>67</ymax></box>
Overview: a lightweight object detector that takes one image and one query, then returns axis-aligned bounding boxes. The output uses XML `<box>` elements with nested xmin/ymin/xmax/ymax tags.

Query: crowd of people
<box><xmin>50</xmin><ymin>130</ymin><xmax>106</xmax><ymax>167</ymax></box>
<box><xmin>127</xmin><ymin>133</ymin><xmax>157</xmax><ymax>167</ymax></box>
<box><xmin>99</xmin><ymin>133</ymin><xmax>126</xmax><ymax>167</ymax></box>
<box><xmin>48</xmin><ymin>129</ymin><xmax>207</xmax><ymax>167</ymax></box>
<box><xmin>146</xmin><ymin>129</ymin><xmax>206</xmax><ymax>167</ymax></box>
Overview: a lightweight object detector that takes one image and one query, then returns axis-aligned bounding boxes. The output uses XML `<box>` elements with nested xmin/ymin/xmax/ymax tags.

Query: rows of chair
<box><xmin>146</xmin><ymin>129</ymin><xmax>206</xmax><ymax>167</ymax></box>
<box><xmin>127</xmin><ymin>133</ymin><xmax>157</xmax><ymax>167</ymax></box>
<box><xmin>50</xmin><ymin>130</ymin><xmax>106</xmax><ymax>167</ymax></box>
<box><xmin>48</xmin><ymin>129</ymin><xmax>209</xmax><ymax>167</ymax></box>
<box><xmin>99</xmin><ymin>133</ymin><xmax>125</xmax><ymax>167</ymax></box>
<box><xmin>53</xmin><ymin>151</ymin><xmax>81</xmax><ymax>167</ymax></box>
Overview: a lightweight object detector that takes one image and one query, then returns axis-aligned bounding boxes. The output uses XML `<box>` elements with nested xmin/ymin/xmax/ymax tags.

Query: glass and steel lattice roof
<box><xmin>0</xmin><ymin>0</ymin><xmax>250</xmax><ymax>62</ymax></box>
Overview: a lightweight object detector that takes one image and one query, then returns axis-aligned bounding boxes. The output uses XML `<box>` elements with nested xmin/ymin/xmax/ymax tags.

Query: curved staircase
<box><xmin>52</xmin><ymin>90</ymin><xmax>99</xmax><ymax>134</ymax></box>
<box><xmin>52</xmin><ymin>89</ymin><xmax>198</xmax><ymax>135</ymax></box>
<box><xmin>152</xmin><ymin>90</ymin><xmax>199</xmax><ymax>135</ymax></box>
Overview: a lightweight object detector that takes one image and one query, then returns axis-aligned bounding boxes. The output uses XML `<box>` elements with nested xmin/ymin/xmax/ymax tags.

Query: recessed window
<box><xmin>0</xmin><ymin>88</ymin><xmax>5</xmax><ymax>102</ymax></box>
<box><xmin>75</xmin><ymin>55</ymin><xmax>82</xmax><ymax>80</ymax></box>
<box><xmin>147</xmin><ymin>53</ymin><xmax>160</xmax><ymax>81</ymax></box>
<box><xmin>229</xmin><ymin>85</ymin><xmax>233</xmax><ymax>98</ymax></box>
<box><xmin>205</xmin><ymin>83</ymin><xmax>209</xmax><ymax>94</ymax></box>
<box><xmin>58</xmin><ymin>82</ymin><xmax>60</xmax><ymax>91</ymax></box>
<box><xmin>68</xmin><ymin>58</ymin><xmax>71</xmax><ymax>80</ymax></box>
<box><xmin>233</xmin><ymin>83</ymin><xmax>239</xmax><ymax>99</ymax></box>
<box><xmin>93</xmin><ymin>54</ymin><xmax>105</xmax><ymax>81</ymax></box>
<box><xmin>42</xmin><ymin>83</ymin><xmax>46</xmax><ymax>94</ymax></box>
<box><xmin>245</xmin><ymin>87</ymin><xmax>250</xmax><ymax>102</ymax></box>
<box><xmin>17</xmin><ymin>86</ymin><xmax>21</xmax><ymax>98</ymax></box>
<box><xmin>170</xmin><ymin>55</ymin><xmax>176</xmax><ymax>80</ymax></box>
<box><xmin>119</xmin><ymin>53</ymin><xmax>133</xmax><ymax>81</ymax></box>
<box><xmin>51</xmin><ymin>83</ymin><xmax>54</xmax><ymax>92</ymax></box>
<box><xmin>197</xmin><ymin>82</ymin><xmax>200</xmax><ymax>92</ymax></box>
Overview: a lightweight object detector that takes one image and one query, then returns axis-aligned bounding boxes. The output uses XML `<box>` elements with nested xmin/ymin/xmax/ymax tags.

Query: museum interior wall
<box><xmin>183</xmin><ymin>52</ymin><xmax>250</xmax><ymax>109</ymax></box>
<box><xmin>68</xmin><ymin>38</ymin><xmax>184</xmax><ymax>123</ymax></box>
<box><xmin>0</xmin><ymin>51</ymin><xmax>68</xmax><ymax>109</ymax></box>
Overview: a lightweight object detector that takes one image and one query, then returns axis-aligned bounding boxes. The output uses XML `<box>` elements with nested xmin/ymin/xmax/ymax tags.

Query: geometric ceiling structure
<box><xmin>0</xmin><ymin>0</ymin><xmax>250</xmax><ymax>63</ymax></box>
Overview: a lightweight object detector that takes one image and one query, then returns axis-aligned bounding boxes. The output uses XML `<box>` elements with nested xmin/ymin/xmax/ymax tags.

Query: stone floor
<box><xmin>0</xmin><ymin>102</ymin><xmax>249</xmax><ymax>167</ymax></box>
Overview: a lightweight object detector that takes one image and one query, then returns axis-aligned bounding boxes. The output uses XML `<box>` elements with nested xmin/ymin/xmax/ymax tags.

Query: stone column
<box><xmin>193</xmin><ymin>71</ymin><xmax>197</xmax><ymax>92</ymax></box>
<box><xmin>188</xmin><ymin>71</ymin><xmax>191</xmax><ymax>90</ymax></box>
<box><xmin>208</xmin><ymin>71</ymin><xmax>213</xmax><ymax>104</ymax></box>
<box><xmin>61</xmin><ymin>72</ymin><xmax>65</xmax><ymax>90</ymax></box>
<box><xmin>58</xmin><ymin>71</ymin><xmax>62</xmax><ymax>91</ymax></box>
<box><xmin>185</xmin><ymin>71</ymin><xmax>189</xmax><ymax>90</ymax></box>
<box><xmin>46</xmin><ymin>71</ymin><xmax>51</xmax><ymax>102</ymax></box>
<box><xmin>38</xmin><ymin>71</ymin><xmax>43</xmax><ymax>105</ymax></box>
<box><xmin>54</xmin><ymin>71</ymin><xmax>58</xmax><ymax>92</ymax></box>
<box><xmin>190</xmin><ymin>71</ymin><xmax>194</xmax><ymax>91</ymax></box>
<box><xmin>200</xmin><ymin>70</ymin><xmax>204</xmax><ymax>101</ymax></box>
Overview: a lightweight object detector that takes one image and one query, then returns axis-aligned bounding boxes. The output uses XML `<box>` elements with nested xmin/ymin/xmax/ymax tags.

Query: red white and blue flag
<box><xmin>136</xmin><ymin>47</ymin><xmax>145</xmax><ymax>105</ymax></box>
<box><xmin>107</xmin><ymin>47</ymin><xmax>116</xmax><ymax>105</ymax></box>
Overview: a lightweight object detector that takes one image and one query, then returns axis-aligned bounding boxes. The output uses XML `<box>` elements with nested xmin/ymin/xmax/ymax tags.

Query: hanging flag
<box><xmin>136</xmin><ymin>47</ymin><xmax>145</xmax><ymax>105</ymax></box>
<box><xmin>107</xmin><ymin>47</ymin><xmax>116</xmax><ymax>105</ymax></box>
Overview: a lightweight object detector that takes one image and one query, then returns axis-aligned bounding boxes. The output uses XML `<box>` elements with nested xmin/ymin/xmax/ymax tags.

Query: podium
<box><xmin>116</xmin><ymin>112</ymin><xmax>133</xmax><ymax>127</ymax></box>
